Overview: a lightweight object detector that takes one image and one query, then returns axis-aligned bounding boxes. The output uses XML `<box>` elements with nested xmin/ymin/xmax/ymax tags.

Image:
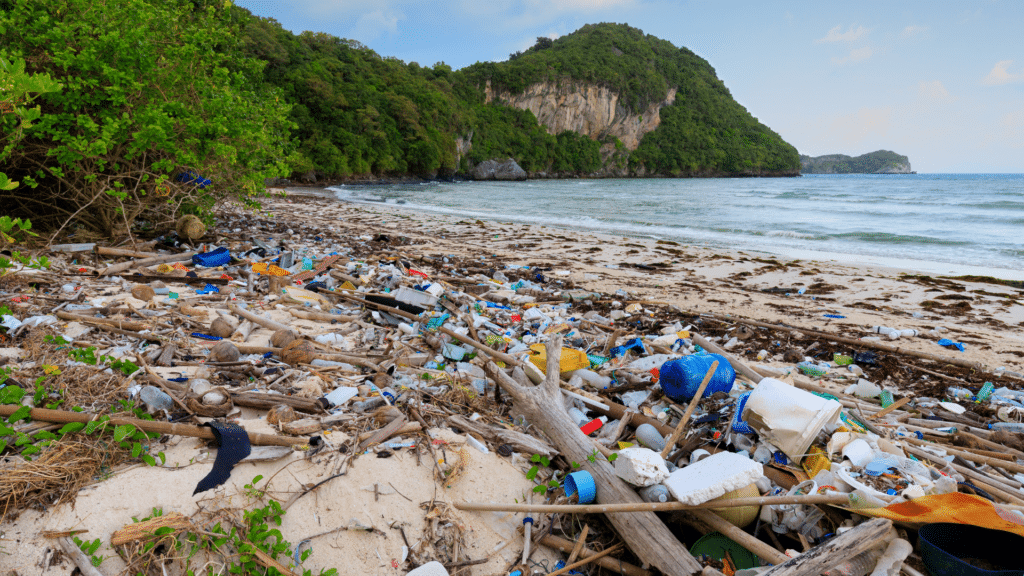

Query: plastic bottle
<box><xmin>869</xmin><ymin>539</ymin><xmax>912</xmax><ymax>576</ymax></box>
<box><xmin>990</xmin><ymin>422</ymin><xmax>1024</xmax><ymax>433</ymax></box>
<box><xmin>567</xmin><ymin>369</ymin><xmax>611</xmax><ymax>389</ymax></box>
<box><xmin>897</xmin><ymin>329</ymin><xmax>919</xmax><ymax>338</ymax></box>
<box><xmin>635</xmin><ymin>424</ymin><xmax>665</xmax><ymax>452</ymax></box>
<box><xmin>639</xmin><ymin>484</ymin><xmax>670</xmax><ymax>503</ymax></box>
<box><xmin>139</xmin><ymin>386</ymin><xmax>173</xmax><ymax>413</ymax></box>
<box><xmin>946</xmin><ymin>387</ymin><xmax>974</xmax><ymax>401</ymax></box>
<box><xmin>976</xmin><ymin>381</ymin><xmax>995</xmax><ymax>402</ymax></box>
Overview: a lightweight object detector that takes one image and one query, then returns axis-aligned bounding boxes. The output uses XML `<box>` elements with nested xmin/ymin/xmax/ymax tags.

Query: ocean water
<box><xmin>326</xmin><ymin>174</ymin><xmax>1024</xmax><ymax>279</ymax></box>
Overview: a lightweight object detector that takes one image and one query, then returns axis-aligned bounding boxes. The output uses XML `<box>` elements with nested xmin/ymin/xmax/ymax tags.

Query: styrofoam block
<box><xmin>664</xmin><ymin>451</ymin><xmax>763</xmax><ymax>505</ymax></box>
<box><xmin>614</xmin><ymin>447</ymin><xmax>670</xmax><ymax>487</ymax></box>
<box><xmin>406</xmin><ymin>561</ymin><xmax>449</xmax><ymax>576</ymax></box>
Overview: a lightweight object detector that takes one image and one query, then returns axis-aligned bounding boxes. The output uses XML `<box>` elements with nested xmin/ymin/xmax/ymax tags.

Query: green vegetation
<box><xmin>465</xmin><ymin>24</ymin><xmax>800</xmax><ymax>176</ymax></box>
<box><xmin>1</xmin><ymin>3</ymin><xmax>800</xmax><ymax>240</ymax></box>
<box><xmin>800</xmin><ymin>150</ymin><xmax>912</xmax><ymax>174</ymax></box>
<box><xmin>0</xmin><ymin>0</ymin><xmax>293</xmax><ymax>238</ymax></box>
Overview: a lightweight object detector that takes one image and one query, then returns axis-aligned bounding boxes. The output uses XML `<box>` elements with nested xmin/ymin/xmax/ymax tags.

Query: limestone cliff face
<box><xmin>485</xmin><ymin>80</ymin><xmax>677</xmax><ymax>150</ymax></box>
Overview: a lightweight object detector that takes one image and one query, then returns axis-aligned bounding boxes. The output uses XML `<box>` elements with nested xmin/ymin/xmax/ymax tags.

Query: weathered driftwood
<box><xmin>715</xmin><ymin>315</ymin><xmax>988</xmax><ymax>373</ymax></box>
<box><xmin>228</xmin><ymin>303</ymin><xmax>292</xmax><ymax>332</ymax></box>
<box><xmin>340</xmin><ymin>293</ymin><xmax>523</xmax><ymax>367</ymax></box>
<box><xmin>288</xmin><ymin>308</ymin><xmax>358</xmax><ymax>323</ymax></box>
<box><xmin>535</xmin><ymin>534</ymin><xmax>651</xmax><ymax>576</ymax></box>
<box><xmin>448</xmin><ymin>414</ymin><xmax>557</xmax><ymax>457</ymax></box>
<box><xmin>57</xmin><ymin>536</ymin><xmax>105</xmax><ymax>576</ymax></box>
<box><xmin>230</xmin><ymin>344</ymin><xmax>381</xmax><ymax>371</ymax></box>
<box><xmin>56</xmin><ymin>311</ymin><xmax>150</xmax><ymax>332</ymax></box>
<box><xmin>761</xmin><ymin>518</ymin><xmax>892</xmax><ymax>576</ymax></box>
<box><xmin>0</xmin><ymin>405</ymin><xmax>307</xmax><ymax>447</ymax></box>
<box><xmin>484</xmin><ymin>335</ymin><xmax>704</xmax><ymax>575</ymax></box>
<box><xmin>99</xmin><ymin>250</ymin><xmax>197</xmax><ymax>276</ymax></box>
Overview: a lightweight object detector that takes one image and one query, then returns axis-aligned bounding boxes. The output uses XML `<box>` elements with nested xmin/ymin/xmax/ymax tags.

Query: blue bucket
<box><xmin>660</xmin><ymin>354</ymin><xmax>735</xmax><ymax>403</ymax></box>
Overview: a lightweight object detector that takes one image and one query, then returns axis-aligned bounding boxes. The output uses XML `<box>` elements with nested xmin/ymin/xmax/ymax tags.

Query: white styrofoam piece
<box><xmin>664</xmin><ymin>451</ymin><xmax>763</xmax><ymax>505</ymax></box>
<box><xmin>743</xmin><ymin>377</ymin><xmax>843</xmax><ymax>462</ymax></box>
<box><xmin>324</xmin><ymin>386</ymin><xmax>358</xmax><ymax>406</ymax></box>
<box><xmin>614</xmin><ymin>447</ymin><xmax>670</xmax><ymax>487</ymax></box>
<box><xmin>406</xmin><ymin>561</ymin><xmax>450</xmax><ymax>576</ymax></box>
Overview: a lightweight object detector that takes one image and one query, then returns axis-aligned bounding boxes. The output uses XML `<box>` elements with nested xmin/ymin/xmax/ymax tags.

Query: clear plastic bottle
<box><xmin>139</xmin><ymin>386</ymin><xmax>173</xmax><ymax>413</ymax></box>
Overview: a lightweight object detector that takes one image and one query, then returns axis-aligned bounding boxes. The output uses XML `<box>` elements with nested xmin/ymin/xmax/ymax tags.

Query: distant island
<box><xmin>800</xmin><ymin>150</ymin><xmax>913</xmax><ymax>174</ymax></box>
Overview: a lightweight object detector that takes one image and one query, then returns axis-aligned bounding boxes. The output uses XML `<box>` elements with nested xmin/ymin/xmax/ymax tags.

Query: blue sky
<box><xmin>236</xmin><ymin>0</ymin><xmax>1024</xmax><ymax>173</ymax></box>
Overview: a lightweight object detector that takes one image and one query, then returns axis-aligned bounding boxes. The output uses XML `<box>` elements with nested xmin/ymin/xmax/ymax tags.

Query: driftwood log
<box><xmin>448</xmin><ymin>414</ymin><xmax>558</xmax><ymax>457</ymax></box>
<box><xmin>484</xmin><ymin>335</ymin><xmax>703</xmax><ymax>575</ymax></box>
<box><xmin>712</xmin><ymin>315</ymin><xmax>989</xmax><ymax>373</ymax></box>
<box><xmin>761</xmin><ymin>518</ymin><xmax>892</xmax><ymax>576</ymax></box>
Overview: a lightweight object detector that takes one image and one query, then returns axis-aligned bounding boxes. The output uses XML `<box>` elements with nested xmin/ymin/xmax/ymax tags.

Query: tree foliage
<box><xmin>800</xmin><ymin>150</ymin><xmax>911</xmax><ymax>174</ymax></box>
<box><xmin>0</xmin><ymin>0</ymin><xmax>293</xmax><ymax>238</ymax></box>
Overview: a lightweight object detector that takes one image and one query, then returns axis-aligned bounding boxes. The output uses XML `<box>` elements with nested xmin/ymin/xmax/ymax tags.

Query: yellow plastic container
<box><xmin>708</xmin><ymin>482</ymin><xmax>760</xmax><ymax>527</ymax></box>
<box><xmin>528</xmin><ymin>344</ymin><xmax>591</xmax><ymax>373</ymax></box>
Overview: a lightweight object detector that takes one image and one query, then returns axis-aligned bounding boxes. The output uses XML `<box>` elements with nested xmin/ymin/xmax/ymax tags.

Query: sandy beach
<box><xmin>278</xmin><ymin>188</ymin><xmax>1024</xmax><ymax>373</ymax></box>
<box><xmin>3</xmin><ymin>189</ymin><xmax>1023</xmax><ymax>576</ymax></box>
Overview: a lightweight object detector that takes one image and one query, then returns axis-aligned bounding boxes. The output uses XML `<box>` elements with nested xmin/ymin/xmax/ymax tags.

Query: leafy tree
<box><xmin>0</xmin><ymin>0</ymin><xmax>293</xmax><ymax>238</ymax></box>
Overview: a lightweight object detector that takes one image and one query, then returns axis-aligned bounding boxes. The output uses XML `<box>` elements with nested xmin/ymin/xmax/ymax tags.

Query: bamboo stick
<box><xmin>99</xmin><ymin>251</ymin><xmax>197</xmax><ymax>276</ymax></box>
<box><xmin>0</xmin><ymin>405</ymin><xmax>307</xmax><ymax>447</ymax></box>
<box><xmin>455</xmin><ymin>494</ymin><xmax>851</xmax><ymax>514</ymax></box>
<box><xmin>544</xmin><ymin>544</ymin><xmax>622</xmax><ymax>576</ymax></box>
<box><xmin>536</xmin><ymin>533</ymin><xmax>651</xmax><ymax>576</ymax></box>
<box><xmin>95</xmin><ymin>246</ymin><xmax>164</xmax><ymax>258</ymax></box>
<box><xmin>901</xmin><ymin>437</ymin><xmax>1024</xmax><ymax>473</ymax></box>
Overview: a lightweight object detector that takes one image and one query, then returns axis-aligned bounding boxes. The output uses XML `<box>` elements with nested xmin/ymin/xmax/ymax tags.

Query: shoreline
<box><xmin>271</xmin><ymin>191</ymin><xmax>1023</xmax><ymax>371</ymax></box>
<box><xmin>282</xmin><ymin>185</ymin><xmax>1024</xmax><ymax>284</ymax></box>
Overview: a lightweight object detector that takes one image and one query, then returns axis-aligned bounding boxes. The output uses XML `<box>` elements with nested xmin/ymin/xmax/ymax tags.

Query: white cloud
<box><xmin>831</xmin><ymin>46</ymin><xmax>873</xmax><ymax>65</ymax></box>
<box><xmin>900</xmin><ymin>24</ymin><xmax>928</xmax><ymax>38</ymax></box>
<box><xmin>826</xmin><ymin>106</ymin><xmax>892</xmax><ymax>145</ymax></box>
<box><xmin>983</xmin><ymin>60</ymin><xmax>1024</xmax><ymax>86</ymax></box>
<box><xmin>815</xmin><ymin>24</ymin><xmax>869</xmax><ymax>43</ymax></box>
<box><xmin>350</xmin><ymin>8</ymin><xmax>404</xmax><ymax>41</ymax></box>
<box><xmin>918</xmin><ymin>80</ymin><xmax>954</xmax><ymax>103</ymax></box>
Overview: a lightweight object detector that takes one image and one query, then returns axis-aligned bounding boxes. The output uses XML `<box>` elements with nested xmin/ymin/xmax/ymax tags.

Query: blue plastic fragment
<box><xmin>937</xmin><ymin>338</ymin><xmax>966</xmax><ymax>352</ymax></box>
<box><xmin>191</xmin><ymin>332</ymin><xmax>221</xmax><ymax>341</ymax></box>
<box><xmin>823</xmin><ymin>313</ymin><xmax>846</xmax><ymax>319</ymax></box>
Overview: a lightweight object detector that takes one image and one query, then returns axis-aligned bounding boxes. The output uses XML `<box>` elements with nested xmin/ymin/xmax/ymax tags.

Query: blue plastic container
<box><xmin>659</xmin><ymin>353</ymin><xmax>735</xmax><ymax>403</ymax></box>
<box><xmin>564</xmin><ymin>471</ymin><xmax>596</xmax><ymax>504</ymax></box>
<box><xmin>918</xmin><ymin>523</ymin><xmax>1024</xmax><ymax>576</ymax></box>
<box><xmin>192</xmin><ymin>246</ymin><xmax>230</xmax><ymax>267</ymax></box>
<box><xmin>731</xmin><ymin>391</ymin><xmax>754</xmax><ymax>434</ymax></box>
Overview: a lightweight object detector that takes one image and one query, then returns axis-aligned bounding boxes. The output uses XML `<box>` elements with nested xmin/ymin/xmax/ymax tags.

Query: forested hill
<box><xmin>464</xmin><ymin>24</ymin><xmax>799</xmax><ymax>177</ymax></box>
<box><xmin>800</xmin><ymin>151</ymin><xmax>913</xmax><ymax>174</ymax></box>
<box><xmin>240</xmin><ymin>18</ymin><xmax>800</xmax><ymax>180</ymax></box>
<box><xmin>1</xmin><ymin>2</ymin><xmax>800</xmax><ymax>240</ymax></box>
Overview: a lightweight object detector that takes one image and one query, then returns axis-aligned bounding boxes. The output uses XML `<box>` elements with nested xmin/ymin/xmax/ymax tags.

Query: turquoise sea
<box><xmin>327</xmin><ymin>174</ymin><xmax>1024</xmax><ymax>280</ymax></box>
